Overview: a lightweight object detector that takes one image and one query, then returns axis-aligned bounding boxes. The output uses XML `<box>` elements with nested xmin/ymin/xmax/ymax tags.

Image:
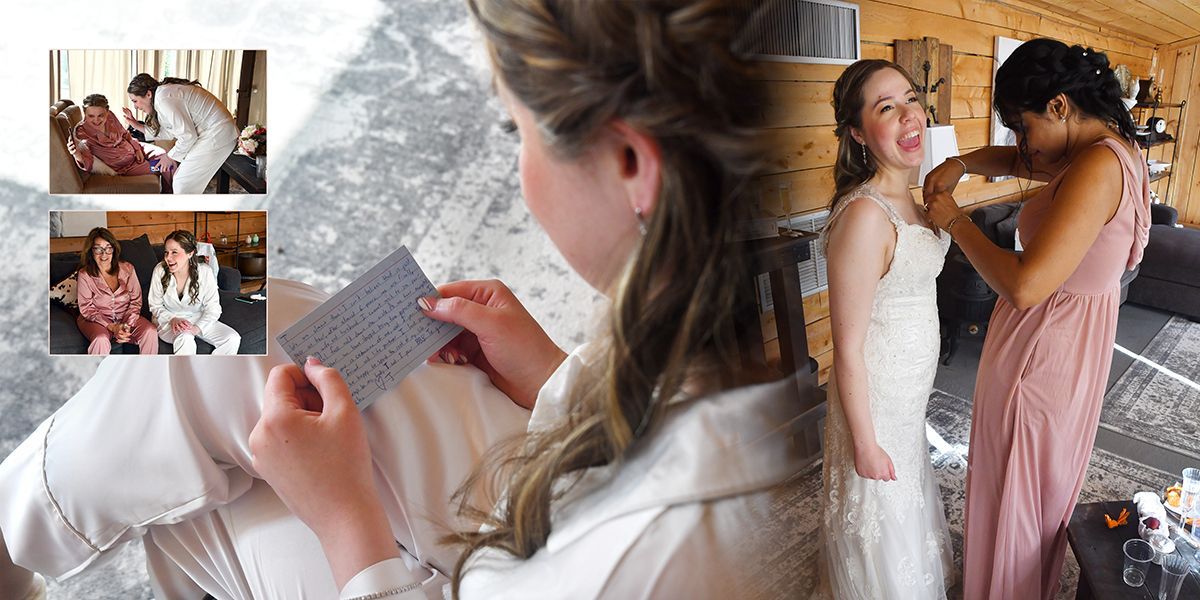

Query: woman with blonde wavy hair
<box><xmin>0</xmin><ymin>1</ymin><xmax>798</xmax><ymax>599</ymax></box>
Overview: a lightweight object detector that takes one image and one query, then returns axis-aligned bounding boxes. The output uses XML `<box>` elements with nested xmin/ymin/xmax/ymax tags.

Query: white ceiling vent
<box><xmin>747</xmin><ymin>0</ymin><xmax>860</xmax><ymax>65</ymax></box>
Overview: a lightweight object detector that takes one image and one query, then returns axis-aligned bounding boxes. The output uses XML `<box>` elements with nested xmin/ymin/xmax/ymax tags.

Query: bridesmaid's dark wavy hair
<box><xmin>160</xmin><ymin>230</ymin><xmax>202</xmax><ymax>305</ymax></box>
<box><xmin>127</xmin><ymin>73</ymin><xmax>202</xmax><ymax>134</ymax></box>
<box><xmin>993</xmin><ymin>38</ymin><xmax>1138</xmax><ymax>174</ymax></box>
<box><xmin>829</xmin><ymin>59</ymin><xmax>918</xmax><ymax>213</ymax></box>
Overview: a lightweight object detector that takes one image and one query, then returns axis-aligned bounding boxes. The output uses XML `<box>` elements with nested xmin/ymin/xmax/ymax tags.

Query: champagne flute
<box><xmin>1182</xmin><ymin>468</ymin><xmax>1200</xmax><ymax>534</ymax></box>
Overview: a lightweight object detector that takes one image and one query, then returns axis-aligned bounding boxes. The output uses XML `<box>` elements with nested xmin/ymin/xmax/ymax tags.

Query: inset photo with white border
<box><xmin>49</xmin><ymin>210</ymin><xmax>268</xmax><ymax>355</ymax></box>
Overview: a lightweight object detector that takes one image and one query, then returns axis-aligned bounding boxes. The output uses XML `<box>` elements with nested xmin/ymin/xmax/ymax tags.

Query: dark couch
<box><xmin>1127</xmin><ymin>204</ymin><xmax>1200</xmax><ymax>320</ymax></box>
<box><xmin>49</xmin><ymin>233</ymin><xmax>266</xmax><ymax>354</ymax></box>
<box><xmin>936</xmin><ymin>201</ymin><xmax>1139</xmax><ymax>363</ymax></box>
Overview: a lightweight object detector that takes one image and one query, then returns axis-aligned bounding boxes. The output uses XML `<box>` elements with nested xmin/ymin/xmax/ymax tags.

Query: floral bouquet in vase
<box><xmin>239</xmin><ymin>124</ymin><xmax>267</xmax><ymax>179</ymax></box>
<box><xmin>239</xmin><ymin>124</ymin><xmax>266</xmax><ymax>157</ymax></box>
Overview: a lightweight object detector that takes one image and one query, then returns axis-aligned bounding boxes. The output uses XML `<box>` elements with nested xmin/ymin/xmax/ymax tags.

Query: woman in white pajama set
<box><xmin>0</xmin><ymin>1</ymin><xmax>795</xmax><ymax>598</ymax></box>
<box><xmin>148</xmin><ymin>230</ymin><xmax>241</xmax><ymax>355</ymax></box>
<box><xmin>125</xmin><ymin>74</ymin><xmax>238</xmax><ymax>195</ymax></box>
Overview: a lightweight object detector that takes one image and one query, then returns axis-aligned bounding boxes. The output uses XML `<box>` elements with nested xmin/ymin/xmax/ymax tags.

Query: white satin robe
<box><xmin>143</xmin><ymin>83</ymin><xmax>238</xmax><ymax>194</ymax></box>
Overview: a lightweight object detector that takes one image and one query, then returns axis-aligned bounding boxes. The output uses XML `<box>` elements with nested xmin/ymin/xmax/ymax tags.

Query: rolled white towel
<box><xmin>1133</xmin><ymin>491</ymin><xmax>1177</xmax><ymax>558</ymax></box>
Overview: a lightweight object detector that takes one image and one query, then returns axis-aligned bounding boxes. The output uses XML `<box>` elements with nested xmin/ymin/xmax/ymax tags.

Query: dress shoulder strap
<box><xmin>821</xmin><ymin>183</ymin><xmax>905</xmax><ymax>252</ymax></box>
<box><xmin>1090</xmin><ymin>136</ymin><xmax>1151</xmax><ymax>270</ymax></box>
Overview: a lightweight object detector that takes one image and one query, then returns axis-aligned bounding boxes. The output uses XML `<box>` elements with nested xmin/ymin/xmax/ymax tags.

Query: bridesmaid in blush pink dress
<box><xmin>921</xmin><ymin>38</ymin><xmax>1151</xmax><ymax>599</ymax></box>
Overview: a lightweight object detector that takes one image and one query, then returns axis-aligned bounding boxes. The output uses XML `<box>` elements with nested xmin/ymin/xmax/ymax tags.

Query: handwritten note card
<box><xmin>276</xmin><ymin>246</ymin><xmax>462</xmax><ymax>410</ymax></box>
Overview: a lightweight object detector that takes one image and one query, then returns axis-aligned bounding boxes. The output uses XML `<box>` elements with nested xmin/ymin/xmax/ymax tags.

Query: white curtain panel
<box><xmin>55</xmin><ymin>50</ymin><xmax>242</xmax><ymax>121</ymax></box>
<box><xmin>60</xmin><ymin>49</ymin><xmax>131</xmax><ymax>118</ymax></box>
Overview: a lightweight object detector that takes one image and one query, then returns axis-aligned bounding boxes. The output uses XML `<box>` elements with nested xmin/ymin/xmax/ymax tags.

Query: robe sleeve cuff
<box><xmin>339</xmin><ymin>556</ymin><xmax>438</xmax><ymax>599</ymax></box>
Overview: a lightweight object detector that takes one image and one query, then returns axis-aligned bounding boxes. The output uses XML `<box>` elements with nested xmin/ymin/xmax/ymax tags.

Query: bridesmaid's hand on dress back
<box><xmin>924</xmin><ymin>191</ymin><xmax>966</xmax><ymax>233</ymax></box>
<box><xmin>921</xmin><ymin>159</ymin><xmax>966</xmax><ymax>197</ymax></box>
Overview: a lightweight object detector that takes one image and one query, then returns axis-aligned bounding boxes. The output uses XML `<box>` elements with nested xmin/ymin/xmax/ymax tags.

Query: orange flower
<box><xmin>1104</xmin><ymin>508</ymin><xmax>1129</xmax><ymax>529</ymax></box>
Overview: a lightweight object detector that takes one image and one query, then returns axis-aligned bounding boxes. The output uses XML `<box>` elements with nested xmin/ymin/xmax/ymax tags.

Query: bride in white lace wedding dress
<box><xmin>815</xmin><ymin>60</ymin><xmax>955</xmax><ymax>599</ymax></box>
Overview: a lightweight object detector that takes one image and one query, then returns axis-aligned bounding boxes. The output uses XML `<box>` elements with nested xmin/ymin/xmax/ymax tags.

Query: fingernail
<box><xmin>455</xmin><ymin>353</ymin><xmax>469</xmax><ymax>365</ymax></box>
<box><xmin>306</xmin><ymin>356</ymin><xmax>322</xmax><ymax>366</ymax></box>
<box><xmin>417</xmin><ymin>297</ymin><xmax>435</xmax><ymax>311</ymax></box>
<box><xmin>439</xmin><ymin>351</ymin><xmax>451</xmax><ymax>363</ymax></box>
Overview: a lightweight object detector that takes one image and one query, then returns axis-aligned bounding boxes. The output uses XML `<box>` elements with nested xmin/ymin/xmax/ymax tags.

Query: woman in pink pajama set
<box><xmin>67</xmin><ymin>94</ymin><xmax>173</xmax><ymax>191</ymax></box>
<box><xmin>74</xmin><ymin>227</ymin><xmax>157</xmax><ymax>355</ymax></box>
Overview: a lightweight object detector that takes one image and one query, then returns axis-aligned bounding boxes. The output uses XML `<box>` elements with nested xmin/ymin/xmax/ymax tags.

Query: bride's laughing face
<box><xmin>163</xmin><ymin>239</ymin><xmax>193</xmax><ymax>277</ymax></box>
<box><xmin>851</xmin><ymin>68</ymin><xmax>925</xmax><ymax>173</ymax></box>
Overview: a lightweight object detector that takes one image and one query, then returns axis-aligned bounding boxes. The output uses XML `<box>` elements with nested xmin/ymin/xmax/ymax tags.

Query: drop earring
<box><xmin>634</xmin><ymin>206</ymin><xmax>647</xmax><ymax>236</ymax></box>
<box><xmin>861</xmin><ymin>142</ymin><xmax>868</xmax><ymax>165</ymax></box>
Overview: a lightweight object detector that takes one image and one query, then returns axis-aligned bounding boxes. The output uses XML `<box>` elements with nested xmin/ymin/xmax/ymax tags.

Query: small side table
<box><xmin>217</xmin><ymin>153</ymin><xmax>266</xmax><ymax>194</ymax></box>
<box><xmin>739</xmin><ymin>230</ymin><xmax>819</xmax><ymax>377</ymax></box>
<box><xmin>1068</xmin><ymin>500</ymin><xmax>1200</xmax><ymax>599</ymax></box>
<box><xmin>739</xmin><ymin>230</ymin><xmax>826</xmax><ymax>463</ymax></box>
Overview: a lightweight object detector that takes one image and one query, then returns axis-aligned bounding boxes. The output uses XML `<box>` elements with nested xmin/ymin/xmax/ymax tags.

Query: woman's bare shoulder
<box><xmin>826</xmin><ymin>195</ymin><xmax>894</xmax><ymax>247</ymax></box>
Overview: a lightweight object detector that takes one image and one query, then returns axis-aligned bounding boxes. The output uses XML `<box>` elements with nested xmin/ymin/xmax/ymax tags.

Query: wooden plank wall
<box><xmin>1152</xmin><ymin>40</ymin><xmax>1200</xmax><ymax>225</ymax></box>
<box><xmin>50</xmin><ymin>212</ymin><xmax>267</xmax><ymax>254</ymax></box>
<box><xmin>754</xmin><ymin>0</ymin><xmax>1156</xmax><ymax>384</ymax></box>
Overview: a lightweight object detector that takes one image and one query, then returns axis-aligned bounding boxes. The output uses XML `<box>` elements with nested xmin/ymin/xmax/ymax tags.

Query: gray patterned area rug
<box><xmin>1102</xmin><ymin>316</ymin><xmax>1200</xmax><ymax>461</ymax></box>
<box><xmin>767</xmin><ymin>390</ymin><xmax>1171</xmax><ymax>599</ymax></box>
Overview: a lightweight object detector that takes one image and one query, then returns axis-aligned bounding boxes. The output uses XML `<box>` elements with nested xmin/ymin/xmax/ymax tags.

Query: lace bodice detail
<box><xmin>821</xmin><ymin>183</ymin><xmax>951</xmax><ymax>306</ymax></box>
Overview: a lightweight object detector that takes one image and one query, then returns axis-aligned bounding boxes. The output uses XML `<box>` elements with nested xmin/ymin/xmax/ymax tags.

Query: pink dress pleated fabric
<box><xmin>962</xmin><ymin>136</ymin><xmax>1150</xmax><ymax>600</ymax></box>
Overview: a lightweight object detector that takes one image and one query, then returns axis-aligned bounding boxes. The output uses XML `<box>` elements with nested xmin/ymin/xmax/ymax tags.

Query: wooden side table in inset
<box><xmin>739</xmin><ymin>231</ymin><xmax>826</xmax><ymax>463</ymax></box>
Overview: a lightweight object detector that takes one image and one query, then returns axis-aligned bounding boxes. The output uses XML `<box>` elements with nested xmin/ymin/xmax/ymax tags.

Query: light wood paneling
<box><xmin>761</xmin><ymin>81</ymin><xmax>836</xmax><ymax>129</ymax></box>
<box><xmin>50</xmin><ymin>212</ymin><xmax>267</xmax><ymax>254</ymax></box>
<box><xmin>106</xmin><ymin>212</ymin><xmax>192</xmax><ymax>227</ymax></box>
<box><xmin>763</xmin><ymin>337</ymin><xmax>834</xmax><ymax>386</ymax></box>
<box><xmin>860</xmin><ymin>0</ymin><xmax>1152</xmax><ymax>67</ymax></box>
<box><xmin>804</xmin><ymin>290</ymin><xmax>829</xmax><ymax>324</ymax></box>
<box><xmin>49</xmin><ymin>237</ymin><xmax>86</xmax><ymax>254</ymax></box>
<box><xmin>815</xmin><ymin>349</ymin><xmax>834</xmax><ymax>385</ymax></box>
<box><xmin>952</xmin><ymin>86</ymin><xmax>992</xmax><ymax>119</ymax></box>
<box><xmin>756</xmin><ymin>168</ymin><xmax>833</xmax><ymax>215</ymax></box>
<box><xmin>806</xmin><ymin>315</ymin><xmax>832</xmax><ymax>357</ymax></box>
<box><xmin>1158</xmin><ymin>45</ymin><xmax>1200</xmax><ymax>222</ymax></box>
